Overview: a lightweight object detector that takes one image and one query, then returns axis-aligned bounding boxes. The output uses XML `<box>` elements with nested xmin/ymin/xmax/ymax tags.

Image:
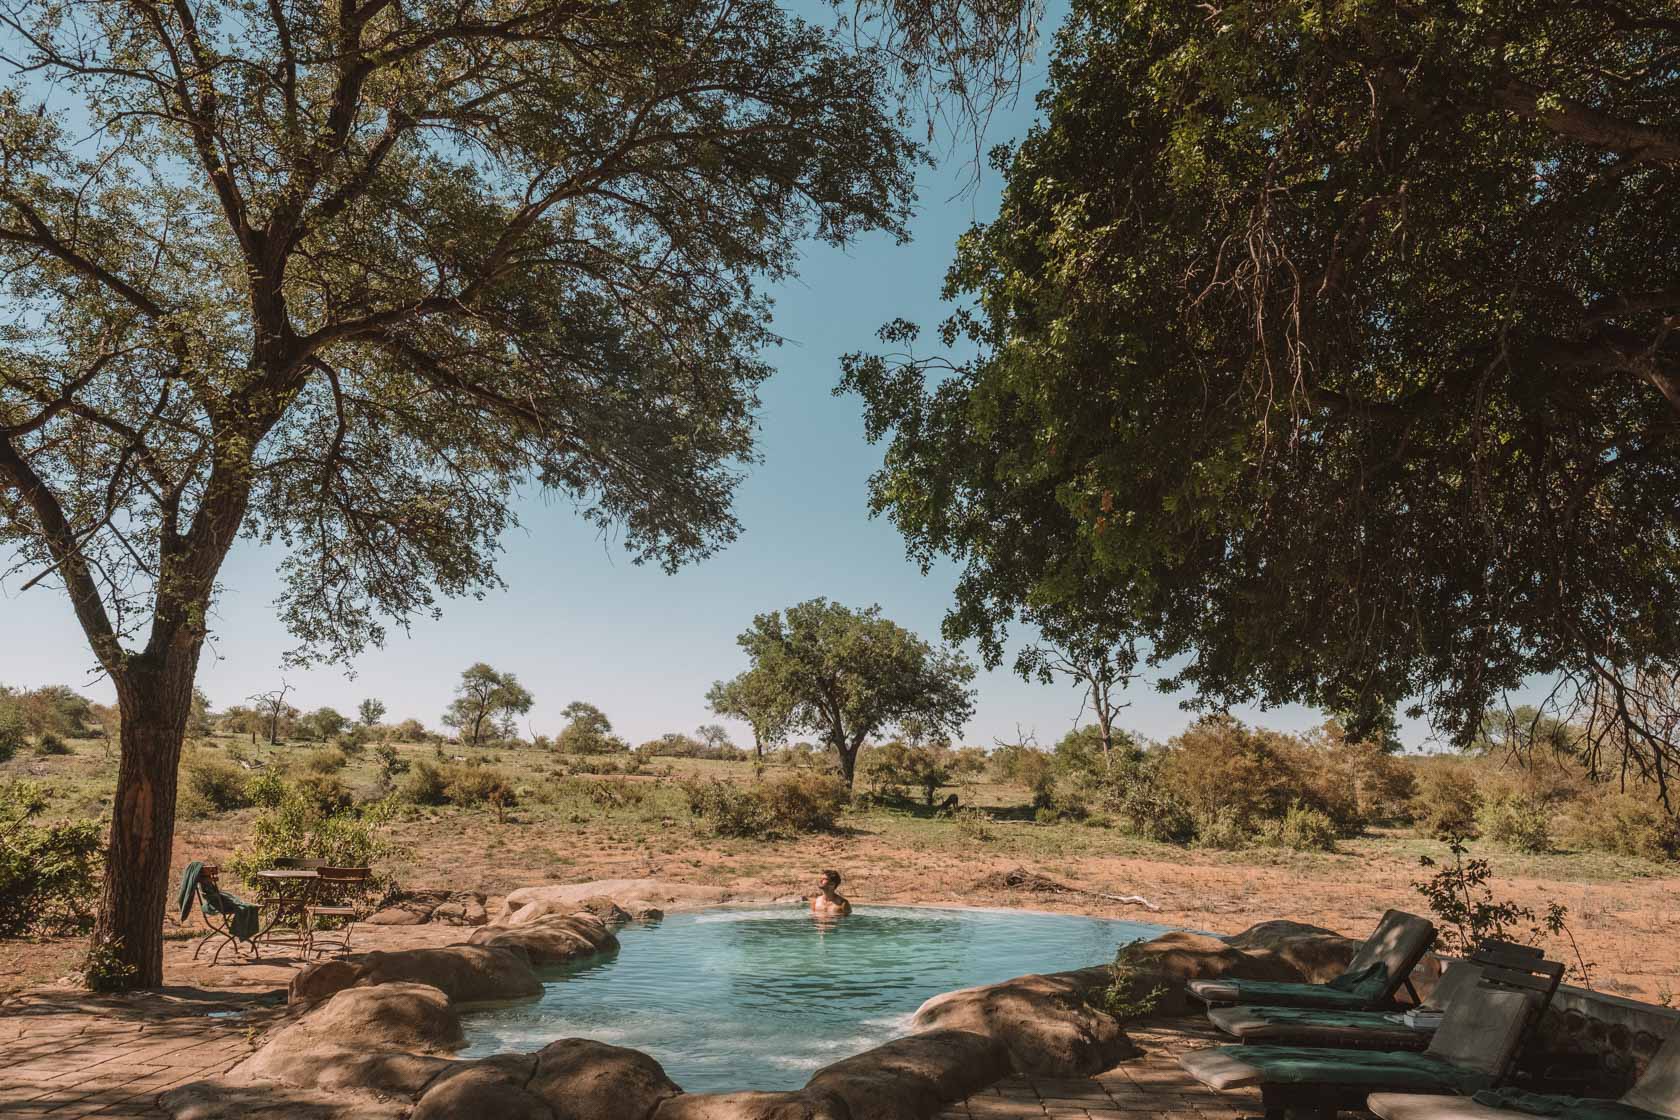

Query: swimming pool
<box><xmin>456</xmin><ymin>905</ymin><xmax>1170</xmax><ymax>1092</ymax></box>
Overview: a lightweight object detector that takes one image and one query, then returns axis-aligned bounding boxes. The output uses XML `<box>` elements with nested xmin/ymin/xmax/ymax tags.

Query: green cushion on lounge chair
<box><xmin>1327</xmin><ymin>961</ymin><xmax>1390</xmax><ymax>999</ymax></box>
<box><xmin>1189</xmin><ymin>1044</ymin><xmax>1494</xmax><ymax>1094</ymax></box>
<box><xmin>1204</xmin><ymin>978</ymin><xmax>1387</xmax><ymax>1010</ymax></box>
<box><xmin>1471</xmin><ymin>1089</ymin><xmax>1664</xmax><ymax>1120</ymax></box>
<box><xmin>1208</xmin><ymin>1004</ymin><xmax>1434</xmax><ymax>1048</ymax></box>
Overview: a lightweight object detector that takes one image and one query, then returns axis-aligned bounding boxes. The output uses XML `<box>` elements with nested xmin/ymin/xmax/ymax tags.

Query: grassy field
<box><xmin>4</xmin><ymin>732</ymin><xmax>1679</xmax><ymax>1002</ymax></box>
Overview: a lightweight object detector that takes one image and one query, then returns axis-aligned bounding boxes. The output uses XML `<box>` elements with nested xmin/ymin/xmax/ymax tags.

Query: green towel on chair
<box><xmin>176</xmin><ymin>861</ymin><xmax>261</xmax><ymax>941</ymax></box>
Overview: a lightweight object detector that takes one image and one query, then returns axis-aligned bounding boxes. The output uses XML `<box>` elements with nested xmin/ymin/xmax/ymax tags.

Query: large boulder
<box><xmin>365</xmin><ymin>889</ymin><xmax>490</xmax><ymax>926</ymax></box>
<box><xmin>805</xmin><ymin>1029</ymin><xmax>1008</xmax><ymax>1120</ymax></box>
<box><xmin>236</xmin><ymin>983</ymin><xmax>459</xmax><ymax>1097</ymax></box>
<box><xmin>413</xmin><ymin>1040</ymin><xmax>680</xmax><ymax>1120</ymax></box>
<box><xmin>499</xmin><ymin>879</ymin><xmax>734</xmax><ymax>923</ymax></box>
<box><xmin>1222</xmin><ymin>919</ymin><xmax>1360</xmax><ymax>982</ymax></box>
<box><xmin>468</xmin><ymin>912</ymin><xmax>619</xmax><ymax>966</ymax></box>
<box><xmin>910</xmin><ymin>968</ymin><xmax>1137</xmax><ymax>1078</ymax></box>
<box><xmin>289</xmin><ymin>944</ymin><xmax>541</xmax><ymax>1005</ymax></box>
<box><xmin>656</xmin><ymin>1091</ymin><xmax>852</xmax><ymax>1120</ymax></box>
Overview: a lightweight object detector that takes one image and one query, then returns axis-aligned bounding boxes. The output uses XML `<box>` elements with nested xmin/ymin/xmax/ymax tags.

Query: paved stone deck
<box><xmin>1</xmin><ymin>995</ymin><xmax>1277</xmax><ymax>1120</ymax></box>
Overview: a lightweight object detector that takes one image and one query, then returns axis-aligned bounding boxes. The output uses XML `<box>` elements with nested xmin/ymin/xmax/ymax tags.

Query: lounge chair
<box><xmin>1188</xmin><ymin>909</ymin><xmax>1438</xmax><ymax>1012</ymax></box>
<box><xmin>1369</xmin><ymin>1027</ymin><xmax>1680</xmax><ymax>1120</ymax></box>
<box><xmin>1208</xmin><ymin>941</ymin><xmax>1555</xmax><ymax>1051</ymax></box>
<box><xmin>177</xmin><ymin>861</ymin><xmax>261</xmax><ymax>965</ymax></box>
<box><xmin>1180</xmin><ymin>975</ymin><xmax>1546</xmax><ymax>1120</ymax></box>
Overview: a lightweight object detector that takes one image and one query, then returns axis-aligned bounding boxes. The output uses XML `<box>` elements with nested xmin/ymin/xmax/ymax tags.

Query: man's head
<box><xmin>818</xmin><ymin>869</ymin><xmax>841</xmax><ymax>893</ymax></box>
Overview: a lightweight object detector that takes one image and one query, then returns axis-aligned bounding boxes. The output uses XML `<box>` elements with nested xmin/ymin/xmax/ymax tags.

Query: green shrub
<box><xmin>1562</xmin><ymin>794</ymin><xmax>1680</xmax><ymax>862</ymax></box>
<box><xmin>1096</xmin><ymin>940</ymin><xmax>1166</xmax><ymax>1020</ymax></box>
<box><xmin>181</xmin><ymin>752</ymin><xmax>249</xmax><ymax>813</ymax></box>
<box><xmin>247</xmin><ymin>770</ymin><xmax>287</xmax><ymax>808</ymax></box>
<box><xmin>291</xmin><ymin>772</ymin><xmax>354</xmax><ymax>814</ymax></box>
<box><xmin>682</xmin><ymin>778</ymin><xmax>775</xmax><ymax>837</ymax></box>
<box><xmin>227</xmin><ymin>789</ymin><xmax>396</xmax><ymax>892</ymax></box>
<box><xmin>1412</xmin><ymin>766</ymin><xmax>1483</xmax><ymax>839</ymax></box>
<box><xmin>0</xmin><ymin>779</ymin><xmax>103</xmax><ymax>936</ymax></box>
<box><xmin>760</xmin><ymin>773</ymin><xmax>848</xmax><ymax>833</ymax></box>
<box><xmin>34</xmin><ymin>731</ymin><xmax>70</xmax><ymax>756</ymax></box>
<box><xmin>374</xmin><ymin>743</ymin><xmax>410</xmax><ymax>788</ymax></box>
<box><xmin>0</xmin><ymin>707</ymin><xmax>24</xmax><ymax>762</ymax></box>
<box><xmin>1480</xmin><ymin>796</ymin><xmax>1554</xmax><ymax>855</ymax></box>
<box><xmin>397</xmin><ymin>760</ymin><xmax>449</xmax><ymax>805</ymax></box>
<box><xmin>300</xmin><ymin>747</ymin><xmax>349</xmax><ymax>774</ymax></box>
<box><xmin>442</xmin><ymin>764</ymin><xmax>517</xmax><ymax>819</ymax></box>
<box><xmin>1194</xmin><ymin>808</ymin><xmax>1251</xmax><ymax>850</ymax></box>
<box><xmin>1270</xmin><ymin>804</ymin><xmax>1338</xmax><ymax>852</ymax></box>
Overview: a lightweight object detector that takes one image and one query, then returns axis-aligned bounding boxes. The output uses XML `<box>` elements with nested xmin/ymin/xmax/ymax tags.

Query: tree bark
<box><xmin>90</xmin><ymin>663</ymin><xmax>196</xmax><ymax>988</ymax></box>
<box><xmin>836</xmin><ymin>741</ymin><xmax>858</xmax><ymax>786</ymax></box>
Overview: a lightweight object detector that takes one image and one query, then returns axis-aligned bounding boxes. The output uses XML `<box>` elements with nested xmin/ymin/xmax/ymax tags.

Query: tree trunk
<box><xmin>90</xmin><ymin>664</ymin><xmax>196</xmax><ymax>989</ymax></box>
<box><xmin>836</xmin><ymin>742</ymin><xmax>858</xmax><ymax>787</ymax></box>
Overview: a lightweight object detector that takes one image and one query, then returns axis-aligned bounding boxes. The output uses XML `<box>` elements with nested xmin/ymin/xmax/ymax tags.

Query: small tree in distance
<box><xmin>707</xmin><ymin>670</ymin><xmax>795</xmax><ymax>765</ymax></box>
<box><xmin>556</xmin><ymin>702</ymin><xmax>627</xmax><ymax>755</ymax></box>
<box><xmin>443</xmin><ymin>664</ymin><xmax>533</xmax><ymax>747</ymax></box>
<box><xmin>248</xmin><ymin>683</ymin><xmax>297</xmax><ymax>746</ymax></box>
<box><xmin>731</xmin><ymin>599</ymin><xmax>977</xmax><ymax>787</ymax></box>
<box><xmin>358</xmin><ymin>699</ymin><xmax>387</xmax><ymax>729</ymax></box>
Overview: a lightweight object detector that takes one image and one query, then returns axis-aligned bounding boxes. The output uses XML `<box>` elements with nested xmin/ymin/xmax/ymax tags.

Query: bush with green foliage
<box><xmin>0</xmin><ymin>706</ymin><xmax>24</xmax><ymax>762</ymax></box>
<box><xmin>1412</xmin><ymin>766</ymin><xmax>1484</xmax><ymax>840</ymax></box>
<box><xmin>299</xmin><ymin>747</ymin><xmax>349</xmax><ymax>775</ymax></box>
<box><xmin>247</xmin><ymin>770</ymin><xmax>287</xmax><ymax>808</ymax></box>
<box><xmin>180</xmin><ymin>752</ymin><xmax>250</xmax><ymax>816</ymax></box>
<box><xmin>441</xmin><ymin>764</ymin><xmax>518</xmax><ymax>819</ymax></box>
<box><xmin>683</xmin><ymin>773</ymin><xmax>848</xmax><ymax>838</ymax></box>
<box><xmin>1562</xmin><ymin>794</ymin><xmax>1680</xmax><ymax>863</ymax></box>
<box><xmin>0</xmin><ymin>780</ymin><xmax>103</xmax><ymax>936</ymax></box>
<box><xmin>228</xmin><ymin>789</ymin><xmax>396</xmax><ymax>891</ymax></box>
<box><xmin>373</xmin><ymin>744</ymin><xmax>410</xmax><ymax>789</ymax></box>
<box><xmin>862</xmin><ymin>741</ymin><xmax>955</xmax><ymax>806</ymax></box>
<box><xmin>1193</xmin><ymin>807</ymin><xmax>1251</xmax><ymax>850</ymax></box>
<box><xmin>1095</xmin><ymin>940</ymin><xmax>1166</xmax><ymax>1020</ymax></box>
<box><xmin>34</xmin><ymin>731</ymin><xmax>70</xmax><ymax>756</ymax></box>
<box><xmin>1479</xmin><ymin>796</ymin><xmax>1554</xmax><ymax>855</ymax></box>
<box><xmin>1267</xmin><ymin>804</ymin><xmax>1339</xmax><ymax>852</ymax></box>
<box><xmin>397</xmin><ymin>760</ymin><xmax>449</xmax><ymax>805</ymax></box>
<box><xmin>291</xmin><ymin>772</ymin><xmax>355</xmax><ymax>814</ymax></box>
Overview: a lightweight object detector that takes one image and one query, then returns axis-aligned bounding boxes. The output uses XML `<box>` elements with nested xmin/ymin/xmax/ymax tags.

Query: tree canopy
<box><xmin>555</xmin><ymin>700</ymin><xmax>625</xmax><ymax>755</ymax></box>
<box><xmin>731</xmin><ymin>598</ymin><xmax>976</xmax><ymax>785</ymax></box>
<box><xmin>443</xmin><ymin>663</ymin><xmax>532</xmax><ymax>746</ymax></box>
<box><xmin>0</xmin><ymin>0</ymin><xmax>932</xmax><ymax>984</ymax></box>
<box><xmin>843</xmin><ymin>0</ymin><xmax>1680</xmax><ymax>793</ymax></box>
<box><xmin>706</xmin><ymin>667</ymin><xmax>794</xmax><ymax>760</ymax></box>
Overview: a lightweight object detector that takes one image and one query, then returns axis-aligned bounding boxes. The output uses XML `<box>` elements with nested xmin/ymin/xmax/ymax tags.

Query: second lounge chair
<box><xmin>1189</xmin><ymin>909</ymin><xmax>1438</xmax><ymax>1012</ymax></box>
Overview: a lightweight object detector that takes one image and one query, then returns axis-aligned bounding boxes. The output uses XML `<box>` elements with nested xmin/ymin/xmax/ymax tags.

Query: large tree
<box><xmin>844</xmin><ymin>0</ymin><xmax>1680</xmax><ymax>796</ymax></box>
<box><xmin>0</xmin><ymin>0</ymin><xmax>922</xmax><ymax>985</ymax></box>
<box><xmin>706</xmin><ymin>667</ymin><xmax>793</xmax><ymax>763</ymax></box>
<box><xmin>732</xmin><ymin>598</ymin><xmax>975</xmax><ymax>786</ymax></box>
<box><xmin>443</xmin><ymin>663</ymin><xmax>533</xmax><ymax>747</ymax></box>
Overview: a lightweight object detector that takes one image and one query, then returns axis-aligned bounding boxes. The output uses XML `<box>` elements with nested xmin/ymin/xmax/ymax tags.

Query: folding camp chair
<box><xmin>1369</xmin><ymin>1026</ymin><xmax>1680</xmax><ymax>1120</ymax></box>
<box><xmin>1180</xmin><ymin>959</ymin><xmax>1562</xmax><ymax>1120</ymax></box>
<box><xmin>1208</xmin><ymin>941</ymin><xmax>1551</xmax><ymax>1051</ymax></box>
<box><xmin>303</xmin><ymin>866</ymin><xmax>372</xmax><ymax>958</ymax></box>
<box><xmin>1189</xmin><ymin>909</ymin><xmax>1438</xmax><ymax>1012</ymax></box>
<box><xmin>182</xmin><ymin>864</ymin><xmax>262</xmax><ymax>965</ymax></box>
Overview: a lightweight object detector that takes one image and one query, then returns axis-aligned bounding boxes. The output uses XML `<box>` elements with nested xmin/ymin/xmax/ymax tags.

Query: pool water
<box><xmin>457</xmin><ymin>905</ymin><xmax>1169</xmax><ymax>1092</ymax></box>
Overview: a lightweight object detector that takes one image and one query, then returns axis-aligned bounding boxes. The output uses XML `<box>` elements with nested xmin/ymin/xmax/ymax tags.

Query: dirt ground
<box><xmin>5</xmin><ymin>810</ymin><xmax>1678</xmax><ymax>1003</ymax></box>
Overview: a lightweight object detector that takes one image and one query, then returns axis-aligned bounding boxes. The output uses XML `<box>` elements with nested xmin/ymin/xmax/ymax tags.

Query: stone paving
<box><xmin>0</xmin><ymin>989</ymin><xmax>276</xmax><ymax>1119</ymax></box>
<box><xmin>0</xmin><ymin>994</ymin><xmax>1278</xmax><ymax>1120</ymax></box>
<box><xmin>941</xmin><ymin>1020</ymin><xmax>1270</xmax><ymax>1119</ymax></box>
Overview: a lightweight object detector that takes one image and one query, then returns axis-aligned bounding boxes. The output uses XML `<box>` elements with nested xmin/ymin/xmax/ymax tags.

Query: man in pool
<box><xmin>810</xmin><ymin>869</ymin><xmax>852</xmax><ymax>916</ymax></box>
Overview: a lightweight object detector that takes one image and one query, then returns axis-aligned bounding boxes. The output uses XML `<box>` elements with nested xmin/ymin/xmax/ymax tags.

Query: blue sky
<box><xmin>0</xmin><ymin>5</ymin><xmax>1451</xmax><ymax>751</ymax></box>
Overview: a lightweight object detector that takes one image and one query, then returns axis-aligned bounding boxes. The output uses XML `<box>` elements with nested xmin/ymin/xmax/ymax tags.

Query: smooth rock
<box><xmin>468</xmin><ymin>913</ymin><xmax>618</xmax><ymax>967</ymax></box>
<box><xmin>911</xmin><ymin>969</ymin><xmax>1138</xmax><ymax>1078</ymax></box>
<box><xmin>498</xmin><ymin>879</ymin><xmax>734</xmax><ymax>923</ymax></box>
<box><xmin>527</xmin><ymin>1038</ymin><xmax>682</xmax><ymax>1119</ymax></box>
<box><xmin>806</xmin><ymin>1029</ymin><xmax>1007</xmax><ymax>1120</ymax></box>
<box><xmin>235</xmin><ymin>983</ymin><xmax>460</xmax><ymax>1096</ymax></box>
<box><xmin>412</xmin><ymin>1056</ymin><xmax>546</xmax><ymax>1120</ymax></box>
<box><xmin>576</xmin><ymin>895</ymin><xmax>634</xmax><ymax>924</ymax></box>
<box><xmin>289</xmin><ymin>945</ymin><xmax>541</xmax><ymax>1005</ymax></box>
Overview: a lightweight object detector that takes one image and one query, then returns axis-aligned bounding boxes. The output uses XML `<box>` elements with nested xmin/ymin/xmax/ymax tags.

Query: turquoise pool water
<box><xmin>456</xmin><ymin>905</ymin><xmax>1169</xmax><ymax>1092</ymax></box>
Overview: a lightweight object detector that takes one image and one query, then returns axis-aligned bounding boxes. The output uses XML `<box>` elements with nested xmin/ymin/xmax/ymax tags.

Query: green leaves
<box><xmin>843</xmin><ymin>0</ymin><xmax>1680</xmax><ymax>782</ymax></box>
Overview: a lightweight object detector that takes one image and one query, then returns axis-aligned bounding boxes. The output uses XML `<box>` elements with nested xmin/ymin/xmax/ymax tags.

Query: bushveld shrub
<box><xmin>291</xmin><ymin>772</ymin><xmax>355</xmax><ymax>814</ymax></box>
<box><xmin>0</xmin><ymin>779</ymin><xmax>103</xmax><ymax>936</ymax></box>
<box><xmin>442</xmin><ymin>764</ymin><xmax>517</xmax><ymax>819</ymax></box>
<box><xmin>396</xmin><ymin>760</ymin><xmax>449</xmax><ymax>805</ymax></box>
<box><xmin>34</xmin><ymin>731</ymin><xmax>70</xmax><ymax>756</ymax></box>
<box><xmin>1412</xmin><ymin>766</ymin><xmax>1483</xmax><ymax>839</ymax></box>
<box><xmin>247</xmin><ymin>770</ymin><xmax>287</xmax><ymax>808</ymax></box>
<box><xmin>180</xmin><ymin>752</ymin><xmax>250</xmax><ymax>815</ymax></box>
<box><xmin>1096</xmin><ymin>941</ymin><xmax>1166</xmax><ymax>1020</ymax></box>
<box><xmin>1193</xmin><ymin>808</ymin><xmax>1250</xmax><ymax>850</ymax></box>
<box><xmin>760</xmin><ymin>773</ymin><xmax>848</xmax><ymax>832</ymax></box>
<box><xmin>300</xmin><ymin>747</ymin><xmax>349</xmax><ymax>774</ymax></box>
<box><xmin>638</xmin><ymin>733</ymin><xmax>747</xmax><ymax>761</ymax></box>
<box><xmin>0</xmin><ymin>706</ymin><xmax>24</xmax><ymax>762</ymax></box>
<box><xmin>373</xmin><ymin>743</ymin><xmax>410</xmax><ymax>788</ymax></box>
<box><xmin>391</xmin><ymin>718</ymin><xmax>429</xmax><ymax>743</ymax></box>
<box><xmin>1268</xmin><ymin>804</ymin><xmax>1339</xmax><ymax>852</ymax></box>
<box><xmin>1561</xmin><ymin>793</ymin><xmax>1680</xmax><ymax>862</ymax></box>
<box><xmin>228</xmin><ymin>788</ymin><xmax>397</xmax><ymax>892</ymax></box>
<box><xmin>862</xmin><ymin>742</ymin><xmax>955</xmax><ymax>806</ymax></box>
<box><xmin>682</xmin><ymin>773</ymin><xmax>847</xmax><ymax>838</ymax></box>
<box><xmin>583</xmin><ymin>777</ymin><xmax>648</xmax><ymax>810</ymax></box>
<box><xmin>1479</xmin><ymin>795</ymin><xmax>1554</xmax><ymax>855</ymax></box>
